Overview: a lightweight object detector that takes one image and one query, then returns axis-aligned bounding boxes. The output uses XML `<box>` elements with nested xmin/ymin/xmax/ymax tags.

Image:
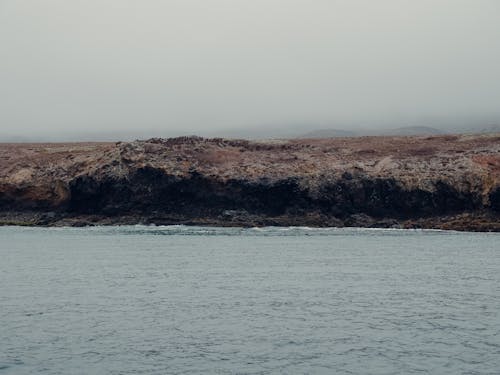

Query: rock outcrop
<box><xmin>0</xmin><ymin>134</ymin><xmax>499</xmax><ymax>230</ymax></box>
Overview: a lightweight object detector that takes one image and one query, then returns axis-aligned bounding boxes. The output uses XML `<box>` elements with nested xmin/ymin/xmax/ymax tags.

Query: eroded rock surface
<box><xmin>0</xmin><ymin>134</ymin><xmax>499</xmax><ymax>230</ymax></box>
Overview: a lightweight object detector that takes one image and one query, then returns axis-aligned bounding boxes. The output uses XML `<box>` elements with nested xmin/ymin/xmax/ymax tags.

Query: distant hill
<box><xmin>297</xmin><ymin>126</ymin><xmax>446</xmax><ymax>139</ymax></box>
<box><xmin>299</xmin><ymin>129</ymin><xmax>357</xmax><ymax>138</ymax></box>
<box><xmin>1</xmin><ymin>124</ymin><xmax>498</xmax><ymax>143</ymax></box>
<box><xmin>377</xmin><ymin>126</ymin><xmax>445</xmax><ymax>136</ymax></box>
<box><xmin>478</xmin><ymin>124</ymin><xmax>500</xmax><ymax>134</ymax></box>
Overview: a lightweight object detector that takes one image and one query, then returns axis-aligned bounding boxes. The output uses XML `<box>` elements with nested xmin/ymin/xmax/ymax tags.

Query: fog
<box><xmin>1</xmin><ymin>0</ymin><xmax>500</xmax><ymax>140</ymax></box>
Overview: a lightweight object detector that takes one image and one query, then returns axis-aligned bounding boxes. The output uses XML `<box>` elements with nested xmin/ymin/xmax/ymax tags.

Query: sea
<box><xmin>1</xmin><ymin>226</ymin><xmax>499</xmax><ymax>374</ymax></box>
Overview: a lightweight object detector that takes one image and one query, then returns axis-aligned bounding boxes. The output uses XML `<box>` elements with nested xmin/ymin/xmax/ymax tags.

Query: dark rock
<box><xmin>344</xmin><ymin>213</ymin><xmax>375</xmax><ymax>227</ymax></box>
<box><xmin>490</xmin><ymin>187</ymin><xmax>500</xmax><ymax>212</ymax></box>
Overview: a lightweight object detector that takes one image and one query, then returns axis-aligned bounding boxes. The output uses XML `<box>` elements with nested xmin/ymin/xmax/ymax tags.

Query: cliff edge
<box><xmin>1</xmin><ymin>134</ymin><xmax>499</xmax><ymax>231</ymax></box>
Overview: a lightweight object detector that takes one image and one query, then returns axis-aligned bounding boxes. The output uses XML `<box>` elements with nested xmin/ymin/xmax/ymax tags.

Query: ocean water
<box><xmin>0</xmin><ymin>226</ymin><xmax>499</xmax><ymax>375</ymax></box>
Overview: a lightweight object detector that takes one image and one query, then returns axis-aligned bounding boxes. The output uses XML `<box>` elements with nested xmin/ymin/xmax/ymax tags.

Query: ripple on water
<box><xmin>0</xmin><ymin>226</ymin><xmax>499</xmax><ymax>374</ymax></box>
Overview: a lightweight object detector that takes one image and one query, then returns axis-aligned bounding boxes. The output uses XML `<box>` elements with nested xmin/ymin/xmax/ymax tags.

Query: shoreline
<box><xmin>2</xmin><ymin>224</ymin><xmax>499</xmax><ymax>236</ymax></box>
<box><xmin>1</xmin><ymin>135</ymin><xmax>499</xmax><ymax>232</ymax></box>
<box><xmin>1</xmin><ymin>210</ymin><xmax>498</xmax><ymax>232</ymax></box>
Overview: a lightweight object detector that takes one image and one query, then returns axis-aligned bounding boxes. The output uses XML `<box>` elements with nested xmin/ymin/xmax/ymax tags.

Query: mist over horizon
<box><xmin>1</xmin><ymin>0</ymin><xmax>500</xmax><ymax>141</ymax></box>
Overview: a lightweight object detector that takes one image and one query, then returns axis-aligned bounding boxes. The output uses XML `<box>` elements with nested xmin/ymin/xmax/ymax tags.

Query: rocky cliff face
<box><xmin>0</xmin><ymin>134</ymin><xmax>499</xmax><ymax>230</ymax></box>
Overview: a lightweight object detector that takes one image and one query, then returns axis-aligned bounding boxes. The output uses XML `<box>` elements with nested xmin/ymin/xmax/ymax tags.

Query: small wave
<box><xmin>65</xmin><ymin>225</ymin><xmax>474</xmax><ymax>237</ymax></box>
<box><xmin>2</xmin><ymin>224</ymin><xmax>494</xmax><ymax>237</ymax></box>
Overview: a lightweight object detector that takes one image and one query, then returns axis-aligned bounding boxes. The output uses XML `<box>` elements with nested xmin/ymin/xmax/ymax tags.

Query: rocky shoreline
<box><xmin>1</xmin><ymin>134</ymin><xmax>499</xmax><ymax>231</ymax></box>
<box><xmin>1</xmin><ymin>210</ymin><xmax>499</xmax><ymax>232</ymax></box>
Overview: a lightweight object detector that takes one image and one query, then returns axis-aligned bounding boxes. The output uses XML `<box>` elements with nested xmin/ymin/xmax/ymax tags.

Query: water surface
<box><xmin>1</xmin><ymin>226</ymin><xmax>499</xmax><ymax>374</ymax></box>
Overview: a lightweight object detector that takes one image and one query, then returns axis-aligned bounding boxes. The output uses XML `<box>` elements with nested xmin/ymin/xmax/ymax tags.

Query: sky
<box><xmin>1</xmin><ymin>0</ymin><xmax>500</xmax><ymax>140</ymax></box>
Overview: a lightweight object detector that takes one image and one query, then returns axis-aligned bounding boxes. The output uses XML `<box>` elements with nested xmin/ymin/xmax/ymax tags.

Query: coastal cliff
<box><xmin>1</xmin><ymin>134</ymin><xmax>499</xmax><ymax>231</ymax></box>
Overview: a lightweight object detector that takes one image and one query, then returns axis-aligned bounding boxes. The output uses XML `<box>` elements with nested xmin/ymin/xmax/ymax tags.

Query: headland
<box><xmin>1</xmin><ymin>134</ymin><xmax>499</xmax><ymax>231</ymax></box>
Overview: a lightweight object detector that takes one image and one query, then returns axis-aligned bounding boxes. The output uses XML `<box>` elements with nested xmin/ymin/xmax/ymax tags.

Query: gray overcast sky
<box><xmin>1</xmin><ymin>0</ymin><xmax>500</xmax><ymax>138</ymax></box>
